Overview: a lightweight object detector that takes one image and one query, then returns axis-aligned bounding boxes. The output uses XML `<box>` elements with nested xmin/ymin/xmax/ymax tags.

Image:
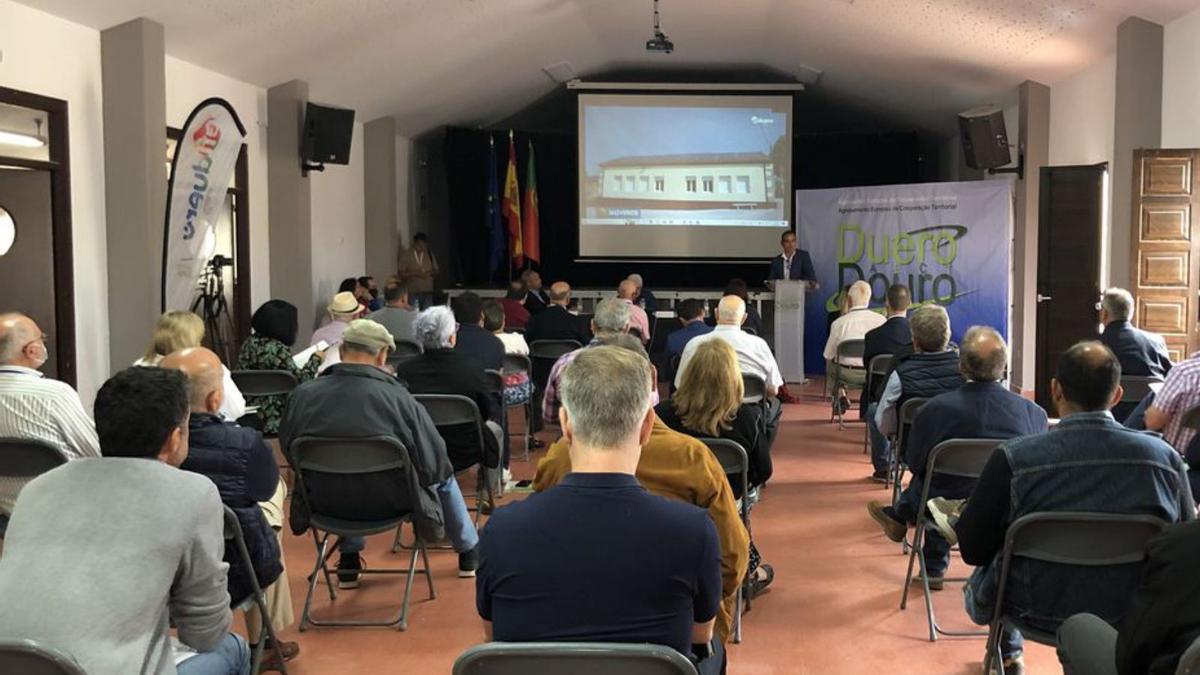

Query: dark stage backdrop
<box><xmin>444</xmin><ymin>126</ymin><xmax>923</xmax><ymax>290</ymax></box>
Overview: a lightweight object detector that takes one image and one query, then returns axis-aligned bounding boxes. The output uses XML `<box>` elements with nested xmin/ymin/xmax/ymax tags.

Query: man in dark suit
<box><xmin>867</xmin><ymin>326</ymin><xmax>1048</xmax><ymax>587</ymax></box>
<box><xmin>1098</xmin><ymin>288</ymin><xmax>1173</xmax><ymax>421</ymax></box>
<box><xmin>1057</xmin><ymin>520</ymin><xmax>1200</xmax><ymax>675</ymax></box>
<box><xmin>451</xmin><ymin>291</ymin><xmax>504</xmax><ymax>371</ymax></box>
<box><xmin>524</xmin><ymin>281</ymin><xmax>591</xmax><ymax>346</ymax></box>
<box><xmin>521</xmin><ymin>269</ymin><xmax>551</xmax><ymax>315</ymax></box>
<box><xmin>860</xmin><ymin>284</ymin><xmax>913</xmax><ymax>416</ymax></box>
<box><xmin>767</xmin><ymin>231</ymin><xmax>817</xmax><ymax>286</ymax></box>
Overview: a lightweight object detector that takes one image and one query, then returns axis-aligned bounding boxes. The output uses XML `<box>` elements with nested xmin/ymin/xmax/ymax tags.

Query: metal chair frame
<box><xmin>0</xmin><ymin>438</ymin><xmax>67</xmax><ymax>538</ymax></box>
<box><xmin>222</xmin><ymin>506</ymin><xmax>289</xmax><ymax>674</ymax></box>
<box><xmin>289</xmin><ymin>435</ymin><xmax>435</xmax><ymax>631</ymax></box>
<box><xmin>829</xmin><ymin>338</ymin><xmax>867</xmax><ymax>430</ymax></box>
<box><xmin>453</xmin><ymin>641</ymin><xmax>698</xmax><ymax>675</ymax></box>
<box><xmin>899</xmin><ymin>439</ymin><xmax>1005</xmax><ymax>642</ymax></box>
<box><xmin>889</xmin><ymin>398</ymin><xmax>930</xmax><ymax>499</ymax></box>
<box><xmin>0</xmin><ymin>639</ymin><xmax>86</xmax><ymax>675</ymax></box>
<box><xmin>742</xmin><ymin>373</ymin><xmax>767</xmax><ymax>404</ymax></box>
<box><xmin>501</xmin><ymin>353</ymin><xmax>535</xmax><ymax>461</ymax></box>
<box><xmin>862</xmin><ymin>354</ymin><xmax>895</xmax><ymax>455</ymax></box>
<box><xmin>386</xmin><ymin>339</ymin><xmax>424</xmax><ymax>370</ymax></box>
<box><xmin>699</xmin><ymin>438</ymin><xmax>750</xmax><ymax>645</ymax></box>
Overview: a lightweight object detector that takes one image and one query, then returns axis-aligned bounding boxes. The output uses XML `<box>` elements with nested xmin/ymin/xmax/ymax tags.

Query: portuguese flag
<box><xmin>502</xmin><ymin>131</ymin><xmax>523</xmax><ymax>266</ymax></box>
<box><xmin>522</xmin><ymin>140</ymin><xmax>541</xmax><ymax>264</ymax></box>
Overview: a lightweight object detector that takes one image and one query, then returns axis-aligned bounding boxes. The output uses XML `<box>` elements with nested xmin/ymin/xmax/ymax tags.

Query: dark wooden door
<box><xmin>0</xmin><ymin>168</ymin><xmax>57</xmax><ymax>378</ymax></box>
<box><xmin>1035</xmin><ymin>164</ymin><xmax>1106</xmax><ymax>412</ymax></box>
<box><xmin>1130</xmin><ymin>149</ymin><xmax>1200</xmax><ymax>362</ymax></box>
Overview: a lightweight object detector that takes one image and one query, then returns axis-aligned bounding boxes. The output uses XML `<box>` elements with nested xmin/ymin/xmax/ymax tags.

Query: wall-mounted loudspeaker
<box><xmin>958</xmin><ymin>105</ymin><xmax>1011</xmax><ymax>171</ymax></box>
<box><xmin>301</xmin><ymin>102</ymin><xmax>355</xmax><ymax>172</ymax></box>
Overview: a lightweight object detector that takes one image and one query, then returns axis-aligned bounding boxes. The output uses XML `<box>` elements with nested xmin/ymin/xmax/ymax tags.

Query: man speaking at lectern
<box><xmin>767</xmin><ymin>231</ymin><xmax>818</xmax><ymax>288</ymax></box>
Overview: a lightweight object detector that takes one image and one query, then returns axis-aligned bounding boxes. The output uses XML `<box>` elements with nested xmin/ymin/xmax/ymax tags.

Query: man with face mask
<box><xmin>0</xmin><ymin>313</ymin><xmax>99</xmax><ymax>529</ymax></box>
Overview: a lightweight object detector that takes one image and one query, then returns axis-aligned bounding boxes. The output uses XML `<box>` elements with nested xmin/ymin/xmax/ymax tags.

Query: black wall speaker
<box><xmin>301</xmin><ymin>102</ymin><xmax>356</xmax><ymax>166</ymax></box>
<box><xmin>958</xmin><ymin>106</ymin><xmax>1011</xmax><ymax>171</ymax></box>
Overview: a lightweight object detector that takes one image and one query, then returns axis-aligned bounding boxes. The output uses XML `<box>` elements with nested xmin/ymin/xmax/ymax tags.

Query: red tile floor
<box><xmin>267</xmin><ymin>380</ymin><xmax>1058</xmax><ymax>674</ymax></box>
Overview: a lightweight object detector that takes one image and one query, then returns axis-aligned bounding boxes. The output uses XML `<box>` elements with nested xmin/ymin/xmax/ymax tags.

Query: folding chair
<box><xmin>413</xmin><ymin>394</ymin><xmax>495</xmax><ymax>524</ymax></box>
<box><xmin>290</xmin><ymin>435</ymin><xmax>435</xmax><ymax>630</ymax></box>
<box><xmin>889</xmin><ymin>397</ymin><xmax>930</xmax><ymax>499</ymax></box>
<box><xmin>983</xmin><ymin>512</ymin><xmax>1169</xmax><ymax>674</ymax></box>
<box><xmin>0</xmin><ymin>438</ymin><xmax>67</xmax><ymax>538</ymax></box>
<box><xmin>230</xmin><ymin>370</ymin><xmax>299</xmax><ymax>435</ymax></box>
<box><xmin>386</xmin><ymin>339</ymin><xmax>424</xmax><ymax>370</ymax></box>
<box><xmin>862</xmin><ymin>354</ymin><xmax>894</xmax><ymax>455</ymax></box>
<box><xmin>530</xmin><ymin>340</ymin><xmax>583</xmax><ymax>425</ymax></box>
<box><xmin>829</xmin><ymin>338</ymin><xmax>866</xmax><ymax>429</ymax></box>
<box><xmin>899</xmin><ymin>438</ymin><xmax>1004</xmax><ymax>641</ymax></box>
<box><xmin>453</xmin><ymin>642</ymin><xmax>698</xmax><ymax>675</ymax></box>
<box><xmin>482</xmin><ymin>370</ymin><xmax>510</xmax><ymax>484</ymax></box>
<box><xmin>222</xmin><ymin>506</ymin><xmax>289</xmax><ymax>674</ymax></box>
<box><xmin>742</xmin><ymin>373</ymin><xmax>767</xmax><ymax>404</ymax></box>
<box><xmin>1176</xmin><ymin>635</ymin><xmax>1200</xmax><ymax>675</ymax></box>
<box><xmin>501</xmin><ymin>353</ymin><xmax>534</xmax><ymax>461</ymax></box>
<box><xmin>0</xmin><ymin>639</ymin><xmax>86</xmax><ymax>675</ymax></box>
<box><xmin>700</xmin><ymin>438</ymin><xmax>750</xmax><ymax>644</ymax></box>
<box><xmin>1115</xmin><ymin>375</ymin><xmax>1162</xmax><ymax>423</ymax></box>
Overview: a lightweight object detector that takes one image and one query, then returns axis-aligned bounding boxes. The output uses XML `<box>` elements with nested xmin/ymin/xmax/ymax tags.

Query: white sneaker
<box><xmin>502</xmin><ymin>468</ymin><xmax>513</xmax><ymax>483</ymax></box>
<box><xmin>927</xmin><ymin>497</ymin><xmax>966</xmax><ymax>546</ymax></box>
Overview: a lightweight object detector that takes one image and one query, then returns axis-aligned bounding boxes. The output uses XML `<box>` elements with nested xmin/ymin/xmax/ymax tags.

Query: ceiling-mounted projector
<box><xmin>646</xmin><ymin>0</ymin><xmax>673</xmax><ymax>53</ymax></box>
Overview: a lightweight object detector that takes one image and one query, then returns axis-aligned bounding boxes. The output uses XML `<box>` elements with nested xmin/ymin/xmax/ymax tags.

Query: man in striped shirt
<box><xmin>1145</xmin><ymin>350</ymin><xmax>1200</xmax><ymax>454</ymax></box>
<box><xmin>0</xmin><ymin>313</ymin><xmax>99</xmax><ymax>519</ymax></box>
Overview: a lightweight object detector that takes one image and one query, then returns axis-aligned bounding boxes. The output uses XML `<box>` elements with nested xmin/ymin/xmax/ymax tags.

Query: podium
<box><xmin>772</xmin><ymin>279</ymin><xmax>807</xmax><ymax>384</ymax></box>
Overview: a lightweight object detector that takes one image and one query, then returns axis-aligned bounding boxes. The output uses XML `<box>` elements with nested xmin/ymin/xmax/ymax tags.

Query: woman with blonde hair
<box><xmin>135</xmin><ymin>311</ymin><xmax>246</xmax><ymax>421</ymax></box>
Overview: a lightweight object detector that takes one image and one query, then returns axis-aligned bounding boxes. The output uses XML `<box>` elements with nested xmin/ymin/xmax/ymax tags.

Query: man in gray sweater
<box><xmin>0</xmin><ymin>367</ymin><xmax>249</xmax><ymax>675</ymax></box>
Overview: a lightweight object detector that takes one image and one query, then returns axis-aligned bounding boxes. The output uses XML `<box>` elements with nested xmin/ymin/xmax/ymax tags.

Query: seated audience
<box><xmin>1056</xmin><ymin>519</ymin><xmax>1200</xmax><ymax>675</ymax></box>
<box><xmin>521</xmin><ymin>269</ymin><xmax>550</xmax><ymax>315</ymax></box>
<box><xmin>676</xmin><ymin>295</ymin><xmax>783</xmax><ymax>400</ymax></box>
<box><xmin>866</xmin><ymin>326</ymin><xmax>1047</xmax><ymax>587</ymax></box>
<box><xmin>358</xmin><ymin>275</ymin><xmax>383</xmax><ymax>311</ymax></box>
<box><xmin>617</xmin><ymin>278</ymin><xmax>652</xmax><ymax>344</ymax></box>
<box><xmin>860</xmin><ymin>284</ymin><xmax>912</xmax><ymax>417</ymax></box>
<box><xmin>627</xmin><ymin>273</ymin><xmax>658</xmax><ymax>317</ymax></box>
<box><xmin>524</xmin><ymin>281</ymin><xmax>591</xmax><ymax>345</ymax></box>
<box><xmin>1099</xmin><ymin>288</ymin><xmax>1172</xmax><ymax>420</ymax></box>
<box><xmin>656</xmin><ymin>338</ymin><xmax>775</xmax><ymax>598</ymax></box>
<box><xmin>368</xmin><ymin>281</ymin><xmax>418</xmax><ymax>340</ymax></box>
<box><xmin>135</xmin><ymin>310</ymin><xmax>246</xmax><ymax>422</ymax></box>
<box><xmin>395</xmin><ymin>307</ymin><xmax>504</xmax><ymax>477</ymax></box>
<box><xmin>667</xmin><ymin>298</ymin><xmax>713</xmax><ymax>360</ymax></box>
<box><xmin>0</xmin><ymin>367</ymin><xmax>247</xmax><ymax>674</ymax></box>
<box><xmin>236</xmin><ymin>300</ymin><xmax>323</xmax><ymax>436</ymax></box>
<box><xmin>1140</xmin><ymin>349</ymin><xmax>1200</xmax><ymax>454</ymax></box>
<box><xmin>869</xmin><ymin>304</ymin><xmax>964</xmax><ymax>482</ymax></box>
<box><xmin>541</xmin><ymin>298</ymin><xmax>633</xmax><ymax>424</ymax></box>
<box><xmin>527</xmin><ymin>346</ymin><xmax>743</xmax><ymax>671</ymax></box>
<box><xmin>824</xmin><ymin>279</ymin><xmax>886</xmax><ymax>413</ymax></box>
<box><xmin>0</xmin><ymin>313</ymin><xmax>100</xmax><ymax>524</ymax></box>
<box><xmin>716</xmin><ymin>279</ymin><xmax>763</xmax><ymax>335</ymax></box>
<box><xmin>499</xmin><ymin>280</ymin><xmax>531</xmax><ymax>329</ymax></box>
<box><xmin>452</xmin><ymin>291</ymin><xmax>505</xmax><ymax>371</ymax></box>
<box><xmin>950</xmin><ymin>341</ymin><xmax>1193</xmax><ymax>674</ymax></box>
<box><xmin>281</xmin><ymin>319</ymin><xmax>479</xmax><ymax>583</ymax></box>
<box><xmin>482</xmin><ymin>300</ymin><xmax>533</xmax><ymax>412</ymax></box>
<box><xmin>310</xmin><ymin>291</ymin><xmax>362</xmax><ymax>348</ymax></box>
<box><xmin>162</xmin><ymin>347</ymin><xmax>298</xmax><ymax>669</ymax></box>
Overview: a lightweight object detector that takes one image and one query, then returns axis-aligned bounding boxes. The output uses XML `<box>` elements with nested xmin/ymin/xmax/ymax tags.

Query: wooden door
<box><xmin>1035</xmin><ymin>164</ymin><xmax>1106</xmax><ymax>411</ymax></box>
<box><xmin>1130</xmin><ymin>149</ymin><xmax>1200</xmax><ymax>362</ymax></box>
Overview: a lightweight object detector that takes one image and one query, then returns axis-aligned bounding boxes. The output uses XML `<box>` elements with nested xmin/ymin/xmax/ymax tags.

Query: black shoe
<box><xmin>458</xmin><ymin>546</ymin><xmax>479</xmax><ymax>578</ymax></box>
<box><xmin>869</xmin><ymin>469</ymin><xmax>889</xmax><ymax>484</ymax></box>
<box><xmin>867</xmin><ymin>501</ymin><xmax>907</xmax><ymax>542</ymax></box>
<box><xmin>746</xmin><ymin>563</ymin><xmax>774</xmax><ymax>599</ymax></box>
<box><xmin>336</xmin><ymin>552</ymin><xmax>362</xmax><ymax>589</ymax></box>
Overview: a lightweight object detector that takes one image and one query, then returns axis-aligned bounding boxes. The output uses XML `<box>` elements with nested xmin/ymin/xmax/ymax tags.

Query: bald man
<box><xmin>866</xmin><ymin>327</ymin><xmax>1047</xmax><ymax>586</ymax></box>
<box><xmin>626</xmin><ymin>273</ymin><xmax>658</xmax><ymax>317</ymax></box>
<box><xmin>161</xmin><ymin>347</ymin><xmax>300</xmax><ymax>668</ymax></box>
<box><xmin>617</xmin><ymin>279</ymin><xmax>651</xmax><ymax>344</ymax></box>
<box><xmin>524</xmin><ymin>281</ymin><xmax>592</xmax><ymax>345</ymax></box>
<box><xmin>676</xmin><ymin>295</ymin><xmax>783</xmax><ymax>398</ymax></box>
<box><xmin>0</xmin><ymin>313</ymin><xmax>99</xmax><ymax>523</ymax></box>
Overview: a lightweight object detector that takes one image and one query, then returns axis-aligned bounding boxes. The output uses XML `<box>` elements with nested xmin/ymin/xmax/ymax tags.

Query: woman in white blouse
<box><xmin>134</xmin><ymin>311</ymin><xmax>246</xmax><ymax>421</ymax></box>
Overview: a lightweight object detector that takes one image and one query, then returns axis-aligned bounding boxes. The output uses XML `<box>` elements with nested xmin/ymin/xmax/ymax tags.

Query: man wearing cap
<box><xmin>281</xmin><ymin>319</ymin><xmax>480</xmax><ymax>584</ymax></box>
<box><xmin>310</xmin><ymin>291</ymin><xmax>364</xmax><ymax>348</ymax></box>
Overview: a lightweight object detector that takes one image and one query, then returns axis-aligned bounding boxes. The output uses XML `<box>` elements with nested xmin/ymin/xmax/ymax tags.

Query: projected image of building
<box><xmin>597</xmin><ymin>152</ymin><xmax>774</xmax><ymax>209</ymax></box>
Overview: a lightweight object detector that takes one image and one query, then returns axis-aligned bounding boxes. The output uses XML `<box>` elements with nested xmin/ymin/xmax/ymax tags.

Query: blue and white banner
<box><xmin>161</xmin><ymin>98</ymin><xmax>246</xmax><ymax>312</ymax></box>
<box><xmin>797</xmin><ymin>180</ymin><xmax>1012</xmax><ymax>374</ymax></box>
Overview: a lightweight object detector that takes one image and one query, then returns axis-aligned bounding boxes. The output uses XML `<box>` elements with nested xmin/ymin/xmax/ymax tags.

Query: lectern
<box><xmin>773</xmin><ymin>279</ymin><xmax>807</xmax><ymax>383</ymax></box>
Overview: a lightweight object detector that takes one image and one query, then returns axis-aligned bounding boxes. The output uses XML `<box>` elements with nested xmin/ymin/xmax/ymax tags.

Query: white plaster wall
<box><xmin>309</xmin><ymin>121</ymin><xmax>366</xmax><ymax>329</ymax></box>
<box><xmin>396</xmin><ymin>134</ymin><xmax>412</xmax><ymax>246</ymax></box>
<box><xmin>1049</xmin><ymin>54</ymin><xmax>1116</xmax><ymax>167</ymax></box>
<box><xmin>0</xmin><ymin>0</ymin><xmax>108</xmax><ymax>406</ymax></box>
<box><xmin>1162</xmin><ymin>6</ymin><xmax>1200</xmax><ymax>148</ymax></box>
<box><xmin>164</xmin><ymin>56</ymin><xmax>271</xmax><ymax>311</ymax></box>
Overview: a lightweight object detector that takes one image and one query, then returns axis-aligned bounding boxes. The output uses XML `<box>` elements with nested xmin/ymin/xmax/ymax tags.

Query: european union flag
<box><xmin>486</xmin><ymin>134</ymin><xmax>505</xmax><ymax>278</ymax></box>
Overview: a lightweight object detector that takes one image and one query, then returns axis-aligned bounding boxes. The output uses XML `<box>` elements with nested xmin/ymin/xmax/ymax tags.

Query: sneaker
<box><xmin>336</xmin><ymin>552</ymin><xmax>362</xmax><ymax>589</ymax></box>
<box><xmin>869</xmin><ymin>469</ymin><xmax>889</xmax><ymax>484</ymax></box>
<box><xmin>746</xmin><ymin>563</ymin><xmax>774</xmax><ymax>599</ymax></box>
<box><xmin>867</xmin><ymin>501</ymin><xmax>907</xmax><ymax>542</ymax></box>
<box><xmin>985</xmin><ymin>654</ymin><xmax>1025</xmax><ymax>675</ymax></box>
<box><xmin>502</xmin><ymin>468</ymin><xmax>513</xmax><ymax>483</ymax></box>
<box><xmin>927</xmin><ymin>497</ymin><xmax>966</xmax><ymax>546</ymax></box>
<box><xmin>458</xmin><ymin>546</ymin><xmax>479</xmax><ymax>578</ymax></box>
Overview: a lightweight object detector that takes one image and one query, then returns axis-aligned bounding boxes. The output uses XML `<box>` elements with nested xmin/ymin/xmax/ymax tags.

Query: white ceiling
<box><xmin>15</xmin><ymin>0</ymin><xmax>1200</xmax><ymax>137</ymax></box>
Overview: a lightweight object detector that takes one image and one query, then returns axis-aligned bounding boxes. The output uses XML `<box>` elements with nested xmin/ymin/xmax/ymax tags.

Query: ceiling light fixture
<box><xmin>0</xmin><ymin>119</ymin><xmax>46</xmax><ymax>149</ymax></box>
<box><xmin>645</xmin><ymin>0</ymin><xmax>674</xmax><ymax>54</ymax></box>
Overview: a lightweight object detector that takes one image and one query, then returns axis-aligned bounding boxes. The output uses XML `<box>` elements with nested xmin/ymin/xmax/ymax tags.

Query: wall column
<box><xmin>266</xmin><ymin>80</ymin><xmax>315</xmax><ymax>342</ymax></box>
<box><xmin>1011</xmin><ymin>80</ymin><xmax>1050</xmax><ymax>394</ymax></box>
<box><xmin>364</xmin><ymin>116</ymin><xmax>399</xmax><ymax>282</ymax></box>
<box><xmin>100</xmin><ymin>18</ymin><xmax>167</xmax><ymax>368</ymax></box>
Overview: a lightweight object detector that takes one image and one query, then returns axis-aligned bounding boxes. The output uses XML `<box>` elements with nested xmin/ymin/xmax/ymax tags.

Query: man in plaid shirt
<box><xmin>1145</xmin><ymin>351</ymin><xmax>1200</xmax><ymax>453</ymax></box>
<box><xmin>541</xmin><ymin>298</ymin><xmax>631</xmax><ymax>425</ymax></box>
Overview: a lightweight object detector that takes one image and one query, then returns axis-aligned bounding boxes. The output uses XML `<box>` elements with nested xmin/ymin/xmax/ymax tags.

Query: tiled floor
<box><xmin>267</xmin><ymin>381</ymin><xmax>1058</xmax><ymax>674</ymax></box>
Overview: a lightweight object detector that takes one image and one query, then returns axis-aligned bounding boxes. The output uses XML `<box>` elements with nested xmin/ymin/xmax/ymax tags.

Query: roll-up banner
<box><xmin>161</xmin><ymin>98</ymin><xmax>246</xmax><ymax>312</ymax></box>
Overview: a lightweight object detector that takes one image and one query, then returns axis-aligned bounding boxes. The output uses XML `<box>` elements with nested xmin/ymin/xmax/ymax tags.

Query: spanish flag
<box><xmin>502</xmin><ymin>131</ymin><xmax>524</xmax><ymax>266</ymax></box>
<box><xmin>522</xmin><ymin>139</ymin><xmax>541</xmax><ymax>264</ymax></box>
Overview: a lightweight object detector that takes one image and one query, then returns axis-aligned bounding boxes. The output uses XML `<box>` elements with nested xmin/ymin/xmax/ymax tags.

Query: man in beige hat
<box><xmin>281</xmin><ymin>319</ymin><xmax>481</xmax><ymax>585</ymax></box>
<box><xmin>310</xmin><ymin>291</ymin><xmax>364</xmax><ymax>348</ymax></box>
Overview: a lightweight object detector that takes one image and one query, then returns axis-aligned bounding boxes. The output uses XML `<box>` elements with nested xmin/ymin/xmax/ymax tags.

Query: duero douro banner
<box><xmin>161</xmin><ymin>98</ymin><xmax>246</xmax><ymax>311</ymax></box>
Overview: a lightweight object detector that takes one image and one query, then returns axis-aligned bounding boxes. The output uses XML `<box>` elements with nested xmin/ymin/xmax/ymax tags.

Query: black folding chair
<box><xmin>530</xmin><ymin>340</ymin><xmax>582</xmax><ymax>426</ymax></box>
<box><xmin>289</xmin><ymin>435</ymin><xmax>435</xmax><ymax>631</ymax></box>
<box><xmin>862</xmin><ymin>354</ymin><xmax>895</xmax><ymax>455</ymax></box>
<box><xmin>0</xmin><ymin>438</ymin><xmax>67</xmax><ymax>538</ymax></box>
<box><xmin>413</xmin><ymin>394</ymin><xmax>495</xmax><ymax>524</ymax></box>
<box><xmin>386</xmin><ymin>339</ymin><xmax>424</xmax><ymax>370</ymax></box>
<box><xmin>1115</xmin><ymin>375</ymin><xmax>1163</xmax><ymax>423</ymax></box>
<box><xmin>983</xmin><ymin>512</ymin><xmax>1169</xmax><ymax>674</ymax></box>
<box><xmin>0</xmin><ymin>639</ymin><xmax>86</xmax><ymax>675</ymax></box>
<box><xmin>483</xmin><ymin>370</ymin><xmax>509</xmax><ymax>484</ymax></box>
<box><xmin>889</xmin><ymin>397</ymin><xmax>930</xmax><ymax>500</ymax></box>
<box><xmin>829</xmin><ymin>338</ymin><xmax>867</xmax><ymax>429</ymax></box>
<box><xmin>222</xmin><ymin>506</ymin><xmax>289</xmax><ymax>674</ymax></box>
<box><xmin>700</xmin><ymin>438</ymin><xmax>750</xmax><ymax>644</ymax></box>
<box><xmin>742</xmin><ymin>373</ymin><xmax>767</xmax><ymax>404</ymax></box>
<box><xmin>230</xmin><ymin>370</ymin><xmax>300</xmax><ymax>435</ymax></box>
<box><xmin>899</xmin><ymin>439</ymin><xmax>1005</xmax><ymax>642</ymax></box>
<box><xmin>501</xmin><ymin>353</ymin><xmax>534</xmax><ymax>461</ymax></box>
<box><xmin>453</xmin><ymin>642</ymin><xmax>698</xmax><ymax>675</ymax></box>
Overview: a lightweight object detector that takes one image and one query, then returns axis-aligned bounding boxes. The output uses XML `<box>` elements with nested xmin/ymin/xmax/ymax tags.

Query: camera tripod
<box><xmin>191</xmin><ymin>255</ymin><xmax>235</xmax><ymax>365</ymax></box>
